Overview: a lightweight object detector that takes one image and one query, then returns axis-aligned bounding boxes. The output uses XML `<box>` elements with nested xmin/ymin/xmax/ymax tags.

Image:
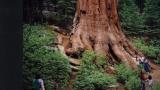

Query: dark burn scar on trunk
<box><xmin>80</xmin><ymin>10</ymin><xmax>86</xmax><ymax>15</ymax></box>
<box><xmin>107</xmin><ymin>4</ymin><xmax>112</xmax><ymax>11</ymax></box>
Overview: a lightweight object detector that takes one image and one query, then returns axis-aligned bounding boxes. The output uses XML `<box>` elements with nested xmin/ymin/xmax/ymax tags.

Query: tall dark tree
<box><xmin>23</xmin><ymin>0</ymin><xmax>45</xmax><ymax>23</ymax></box>
<box><xmin>135</xmin><ymin>0</ymin><xmax>145</xmax><ymax>13</ymax></box>
<box><xmin>144</xmin><ymin>0</ymin><xmax>160</xmax><ymax>29</ymax></box>
<box><xmin>23</xmin><ymin>0</ymin><xmax>76</xmax><ymax>27</ymax></box>
<box><xmin>119</xmin><ymin>0</ymin><xmax>144</xmax><ymax>35</ymax></box>
<box><xmin>143</xmin><ymin>0</ymin><xmax>160</xmax><ymax>43</ymax></box>
<box><xmin>47</xmin><ymin>0</ymin><xmax>76</xmax><ymax>27</ymax></box>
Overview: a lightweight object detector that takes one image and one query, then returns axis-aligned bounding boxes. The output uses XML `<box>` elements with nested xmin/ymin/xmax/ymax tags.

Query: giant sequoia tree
<box><xmin>58</xmin><ymin>0</ymin><xmax>143</xmax><ymax>68</ymax></box>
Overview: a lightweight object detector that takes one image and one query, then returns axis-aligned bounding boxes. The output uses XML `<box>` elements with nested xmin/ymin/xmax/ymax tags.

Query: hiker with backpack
<box><xmin>33</xmin><ymin>74</ymin><xmax>45</xmax><ymax>90</ymax></box>
<box><xmin>146</xmin><ymin>75</ymin><xmax>154</xmax><ymax>90</ymax></box>
<box><xmin>143</xmin><ymin>57</ymin><xmax>151</xmax><ymax>74</ymax></box>
<box><xmin>138</xmin><ymin>57</ymin><xmax>151</xmax><ymax>74</ymax></box>
<box><xmin>138</xmin><ymin>57</ymin><xmax>145</xmax><ymax>70</ymax></box>
<box><xmin>140</xmin><ymin>70</ymin><xmax>147</xmax><ymax>90</ymax></box>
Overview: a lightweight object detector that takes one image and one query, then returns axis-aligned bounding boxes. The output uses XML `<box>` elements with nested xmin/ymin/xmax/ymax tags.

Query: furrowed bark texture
<box><xmin>64</xmin><ymin>0</ymin><xmax>143</xmax><ymax>68</ymax></box>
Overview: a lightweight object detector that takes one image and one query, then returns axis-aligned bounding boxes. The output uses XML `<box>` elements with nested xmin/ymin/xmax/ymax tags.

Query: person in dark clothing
<box><xmin>33</xmin><ymin>74</ymin><xmax>45</xmax><ymax>90</ymax></box>
<box><xmin>144</xmin><ymin>58</ymin><xmax>151</xmax><ymax>74</ymax></box>
<box><xmin>140</xmin><ymin>70</ymin><xmax>147</xmax><ymax>90</ymax></box>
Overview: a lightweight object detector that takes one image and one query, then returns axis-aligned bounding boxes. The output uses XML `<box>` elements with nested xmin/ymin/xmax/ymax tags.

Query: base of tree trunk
<box><xmin>53</xmin><ymin>0</ymin><xmax>144</xmax><ymax>69</ymax></box>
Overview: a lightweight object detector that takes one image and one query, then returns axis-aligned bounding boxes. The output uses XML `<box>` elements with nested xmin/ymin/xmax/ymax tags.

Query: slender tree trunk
<box><xmin>63</xmin><ymin>0</ymin><xmax>143</xmax><ymax>68</ymax></box>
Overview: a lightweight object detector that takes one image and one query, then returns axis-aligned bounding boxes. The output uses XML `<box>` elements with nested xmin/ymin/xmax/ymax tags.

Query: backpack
<box><xmin>33</xmin><ymin>79</ymin><xmax>42</xmax><ymax>90</ymax></box>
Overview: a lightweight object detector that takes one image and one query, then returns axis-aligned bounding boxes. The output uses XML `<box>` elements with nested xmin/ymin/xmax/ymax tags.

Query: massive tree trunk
<box><xmin>62</xmin><ymin>0</ymin><xmax>143</xmax><ymax>68</ymax></box>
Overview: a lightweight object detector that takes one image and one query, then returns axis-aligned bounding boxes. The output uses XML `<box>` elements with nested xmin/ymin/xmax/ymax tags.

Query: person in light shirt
<box><xmin>33</xmin><ymin>74</ymin><xmax>45</xmax><ymax>90</ymax></box>
<box><xmin>146</xmin><ymin>75</ymin><xmax>153</xmax><ymax>90</ymax></box>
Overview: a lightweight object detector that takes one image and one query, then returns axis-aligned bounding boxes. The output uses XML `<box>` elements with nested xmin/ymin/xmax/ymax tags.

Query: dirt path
<box><xmin>145</xmin><ymin>63</ymin><xmax>160</xmax><ymax>90</ymax></box>
<box><xmin>66</xmin><ymin>71</ymin><xmax>78</xmax><ymax>90</ymax></box>
<box><xmin>150</xmin><ymin>63</ymin><xmax>160</xmax><ymax>83</ymax></box>
<box><xmin>56</xmin><ymin>33</ymin><xmax>160</xmax><ymax>90</ymax></box>
<box><xmin>58</xmin><ymin>47</ymin><xmax>79</xmax><ymax>90</ymax></box>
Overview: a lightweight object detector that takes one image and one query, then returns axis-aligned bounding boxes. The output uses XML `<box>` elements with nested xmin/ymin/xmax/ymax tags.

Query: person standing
<box><xmin>146</xmin><ymin>75</ymin><xmax>153</xmax><ymax>90</ymax></box>
<box><xmin>140</xmin><ymin>70</ymin><xmax>147</xmax><ymax>90</ymax></box>
<box><xmin>144</xmin><ymin>58</ymin><xmax>151</xmax><ymax>74</ymax></box>
<box><xmin>138</xmin><ymin>57</ymin><xmax>145</xmax><ymax>70</ymax></box>
<box><xmin>33</xmin><ymin>74</ymin><xmax>45</xmax><ymax>90</ymax></box>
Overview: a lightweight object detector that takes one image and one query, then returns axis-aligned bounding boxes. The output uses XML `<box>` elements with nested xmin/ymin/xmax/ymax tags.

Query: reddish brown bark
<box><xmin>59</xmin><ymin>0</ymin><xmax>143</xmax><ymax>68</ymax></box>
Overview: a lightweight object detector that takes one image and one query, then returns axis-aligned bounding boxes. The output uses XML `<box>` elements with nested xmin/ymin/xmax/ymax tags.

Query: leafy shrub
<box><xmin>23</xmin><ymin>24</ymin><xmax>56</xmax><ymax>50</ymax></box>
<box><xmin>115</xmin><ymin>64</ymin><xmax>133</xmax><ymax>84</ymax></box>
<box><xmin>133</xmin><ymin>38</ymin><xmax>160</xmax><ymax>59</ymax></box>
<box><xmin>74</xmin><ymin>71</ymin><xmax>116</xmax><ymax>90</ymax></box>
<box><xmin>125</xmin><ymin>75</ymin><xmax>141</xmax><ymax>90</ymax></box>
<box><xmin>156</xmin><ymin>60</ymin><xmax>160</xmax><ymax>64</ymax></box>
<box><xmin>115</xmin><ymin>64</ymin><xmax>140</xmax><ymax>90</ymax></box>
<box><xmin>23</xmin><ymin>49</ymin><xmax>71</xmax><ymax>90</ymax></box>
<box><xmin>153</xmin><ymin>83</ymin><xmax>160</xmax><ymax>90</ymax></box>
<box><xmin>132</xmin><ymin>38</ymin><xmax>160</xmax><ymax>64</ymax></box>
<box><xmin>96</xmin><ymin>54</ymin><xmax>108</xmax><ymax>68</ymax></box>
<box><xmin>23</xmin><ymin>24</ymin><xmax>71</xmax><ymax>90</ymax></box>
<box><xmin>73</xmin><ymin>51</ymin><xmax>116</xmax><ymax>90</ymax></box>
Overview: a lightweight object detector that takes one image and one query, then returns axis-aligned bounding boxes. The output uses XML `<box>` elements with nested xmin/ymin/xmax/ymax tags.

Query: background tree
<box><xmin>119</xmin><ymin>0</ymin><xmax>145</xmax><ymax>35</ymax></box>
<box><xmin>143</xmin><ymin>0</ymin><xmax>160</xmax><ymax>36</ymax></box>
<box><xmin>135</xmin><ymin>0</ymin><xmax>145</xmax><ymax>13</ymax></box>
<box><xmin>23</xmin><ymin>0</ymin><xmax>44</xmax><ymax>23</ymax></box>
<box><xmin>48</xmin><ymin>0</ymin><xmax>76</xmax><ymax>27</ymax></box>
<box><xmin>23</xmin><ymin>0</ymin><xmax>76</xmax><ymax>28</ymax></box>
<box><xmin>144</xmin><ymin>0</ymin><xmax>160</xmax><ymax>28</ymax></box>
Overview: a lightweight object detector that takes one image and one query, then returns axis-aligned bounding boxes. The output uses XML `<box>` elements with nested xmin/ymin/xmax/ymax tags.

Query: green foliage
<box><xmin>23</xmin><ymin>24</ymin><xmax>71</xmax><ymax>90</ymax></box>
<box><xmin>23</xmin><ymin>24</ymin><xmax>56</xmax><ymax>51</ymax></box>
<box><xmin>115</xmin><ymin>64</ymin><xmax>133</xmax><ymax>83</ymax></box>
<box><xmin>125</xmin><ymin>75</ymin><xmax>141</xmax><ymax>90</ymax></box>
<box><xmin>119</xmin><ymin>0</ymin><xmax>160</xmax><ymax>36</ymax></box>
<box><xmin>81</xmin><ymin>51</ymin><xmax>96</xmax><ymax>63</ymax></box>
<box><xmin>132</xmin><ymin>38</ymin><xmax>160</xmax><ymax>59</ymax></box>
<box><xmin>153</xmin><ymin>83</ymin><xmax>160</xmax><ymax>90</ymax></box>
<box><xmin>50</xmin><ymin>0</ymin><xmax>76</xmax><ymax>27</ymax></box>
<box><xmin>115</xmin><ymin>64</ymin><xmax>140</xmax><ymax>90</ymax></box>
<box><xmin>96</xmin><ymin>54</ymin><xmax>108</xmax><ymax>69</ymax></box>
<box><xmin>119</xmin><ymin>0</ymin><xmax>145</xmax><ymax>35</ymax></box>
<box><xmin>142</xmin><ymin>0</ymin><xmax>160</xmax><ymax>48</ymax></box>
<box><xmin>119</xmin><ymin>0</ymin><xmax>160</xmax><ymax>86</ymax></box>
<box><xmin>74</xmin><ymin>71</ymin><xmax>116</xmax><ymax>90</ymax></box>
<box><xmin>144</xmin><ymin>0</ymin><xmax>160</xmax><ymax>28</ymax></box>
<box><xmin>73</xmin><ymin>51</ymin><xmax>116</xmax><ymax>90</ymax></box>
<box><xmin>141</xmin><ymin>0</ymin><xmax>160</xmax><ymax>36</ymax></box>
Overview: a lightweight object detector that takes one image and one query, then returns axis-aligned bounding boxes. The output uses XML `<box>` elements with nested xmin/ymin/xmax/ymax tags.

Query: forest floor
<box><xmin>144</xmin><ymin>63</ymin><xmax>160</xmax><ymax>90</ymax></box>
<box><xmin>65</xmin><ymin>58</ymin><xmax>160</xmax><ymax>90</ymax></box>
<box><xmin>57</xmin><ymin>34</ymin><xmax>160</xmax><ymax>90</ymax></box>
<box><xmin>150</xmin><ymin>63</ymin><xmax>160</xmax><ymax>83</ymax></box>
